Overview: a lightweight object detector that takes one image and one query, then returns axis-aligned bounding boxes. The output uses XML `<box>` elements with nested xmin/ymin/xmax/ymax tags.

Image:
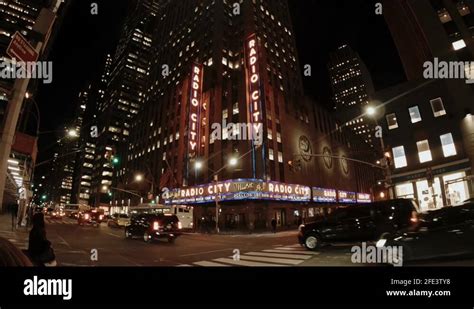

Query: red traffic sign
<box><xmin>6</xmin><ymin>32</ymin><xmax>38</xmax><ymax>63</ymax></box>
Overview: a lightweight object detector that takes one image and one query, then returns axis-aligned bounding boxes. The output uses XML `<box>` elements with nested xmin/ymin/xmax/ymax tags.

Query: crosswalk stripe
<box><xmin>238</xmin><ymin>255</ymin><xmax>302</xmax><ymax>265</ymax></box>
<box><xmin>214</xmin><ymin>258</ymin><xmax>285</xmax><ymax>267</ymax></box>
<box><xmin>243</xmin><ymin>252</ymin><xmax>312</xmax><ymax>260</ymax></box>
<box><xmin>274</xmin><ymin>247</ymin><xmax>311</xmax><ymax>252</ymax></box>
<box><xmin>194</xmin><ymin>261</ymin><xmax>230</xmax><ymax>267</ymax></box>
<box><xmin>213</xmin><ymin>258</ymin><xmax>285</xmax><ymax>267</ymax></box>
<box><xmin>263</xmin><ymin>249</ymin><xmax>318</xmax><ymax>255</ymax></box>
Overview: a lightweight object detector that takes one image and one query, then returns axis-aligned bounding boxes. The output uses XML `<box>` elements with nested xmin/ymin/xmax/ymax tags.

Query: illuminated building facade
<box><xmin>119</xmin><ymin>0</ymin><xmax>377</xmax><ymax>231</ymax></box>
<box><xmin>328</xmin><ymin>45</ymin><xmax>376</xmax><ymax>147</ymax></box>
<box><xmin>90</xmin><ymin>0</ymin><xmax>160</xmax><ymax>207</ymax></box>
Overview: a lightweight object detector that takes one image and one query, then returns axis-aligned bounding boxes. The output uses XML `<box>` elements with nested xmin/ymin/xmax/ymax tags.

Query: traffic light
<box><xmin>111</xmin><ymin>155</ymin><xmax>120</xmax><ymax>166</ymax></box>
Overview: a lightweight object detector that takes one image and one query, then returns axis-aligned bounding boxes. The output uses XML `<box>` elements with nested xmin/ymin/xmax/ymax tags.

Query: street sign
<box><xmin>6</xmin><ymin>32</ymin><xmax>38</xmax><ymax>63</ymax></box>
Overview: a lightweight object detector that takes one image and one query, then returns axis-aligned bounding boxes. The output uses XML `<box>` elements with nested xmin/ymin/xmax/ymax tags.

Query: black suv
<box><xmin>298</xmin><ymin>199</ymin><xmax>419</xmax><ymax>250</ymax></box>
<box><xmin>378</xmin><ymin>202</ymin><xmax>474</xmax><ymax>262</ymax></box>
<box><xmin>125</xmin><ymin>214</ymin><xmax>182</xmax><ymax>243</ymax></box>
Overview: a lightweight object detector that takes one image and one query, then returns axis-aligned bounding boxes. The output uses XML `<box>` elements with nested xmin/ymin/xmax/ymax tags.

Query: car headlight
<box><xmin>376</xmin><ymin>239</ymin><xmax>387</xmax><ymax>248</ymax></box>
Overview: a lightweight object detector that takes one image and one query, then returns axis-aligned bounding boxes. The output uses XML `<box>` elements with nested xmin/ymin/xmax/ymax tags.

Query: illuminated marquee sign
<box><xmin>245</xmin><ymin>34</ymin><xmax>263</xmax><ymax>140</ymax></box>
<box><xmin>312</xmin><ymin>187</ymin><xmax>337</xmax><ymax>203</ymax></box>
<box><xmin>163</xmin><ymin>179</ymin><xmax>311</xmax><ymax>205</ymax></box>
<box><xmin>188</xmin><ymin>63</ymin><xmax>203</xmax><ymax>159</ymax></box>
<box><xmin>357</xmin><ymin>193</ymin><xmax>372</xmax><ymax>203</ymax></box>
<box><xmin>338</xmin><ymin>190</ymin><xmax>357</xmax><ymax>203</ymax></box>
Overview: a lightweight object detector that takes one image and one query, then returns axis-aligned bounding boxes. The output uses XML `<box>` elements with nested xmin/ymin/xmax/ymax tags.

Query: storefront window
<box><xmin>443</xmin><ymin>172</ymin><xmax>469</xmax><ymax>206</ymax></box>
<box><xmin>416</xmin><ymin>178</ymin><xmax>443</xmax><ymax>212</ymax></box>
<box><xmin>395</xmin><ymin>183</ymin><xmax>415</xmax><ymax>199</ymax></box>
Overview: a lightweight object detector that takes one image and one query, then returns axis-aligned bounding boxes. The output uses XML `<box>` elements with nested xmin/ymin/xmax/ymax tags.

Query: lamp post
<box><xmin>366</xmin><ymin>105</ymin><xmax>393</xmax><ymax>199</ymax></box>
<box><xmin>194</xmin><ymin>156</ymin><xmax>239</xmax><ymax>233</ymax></box>
<box><xmin>134</xmin><ymin>173</ymin><xmax>155</xmax><ymax>202</ymax></box>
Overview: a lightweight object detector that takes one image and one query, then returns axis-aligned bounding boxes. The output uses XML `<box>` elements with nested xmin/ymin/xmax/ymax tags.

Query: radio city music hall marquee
<box><xmin>163</xmin><ymin>179</ymin><xmax>312</xmax><ymax>204</ymax></box>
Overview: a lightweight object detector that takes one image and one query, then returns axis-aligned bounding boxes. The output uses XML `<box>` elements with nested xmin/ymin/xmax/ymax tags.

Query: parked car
<box><xmin>78</xmin><ymin>210</ymin><xmax>104</xmax><ymax>227</ymax></box>
<box><xmin>125</xmin><ymin>213</ymin><xmax>182</xmax><ymax>243</ymax></box>
<box><xmin>107</xmin><ymin>213</ymin><xmax>130</xmax><ymax>228</ymax></box>
<box><xmin>298</xmin><ymin>199</ymin><xmax>419</xmax><ymax>250</ymax></box>
<box><xmin>377</xmin><ymin>203</ymin><xmax>474</xmax><ymax>263</ymax></box>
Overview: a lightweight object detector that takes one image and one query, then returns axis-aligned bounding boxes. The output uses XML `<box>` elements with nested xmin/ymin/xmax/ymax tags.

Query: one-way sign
<box><xmin>6</xmin><ymin>32</ymin><xmax>38</xmax><ymax>63</ymax></box>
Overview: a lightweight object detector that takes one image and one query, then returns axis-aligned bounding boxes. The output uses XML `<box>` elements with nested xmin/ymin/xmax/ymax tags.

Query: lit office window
<box><xmin>392</xmin><ymin>146</ymin><xmax>408</xmax><ymax>168</ymax></box>
<box><xmin>409</xmin><ymin>106</ymin><xmax>422</xmax><ymax>123</ymax></box>
<box><xmin>440</xmin><ymin>133</ymin><xmax>457</xmax><ymax>157</ymax></box>
<box><xmin>276</xmin><ymin>132</ymin><xmax>282</xmax><ymax>143</ymax></box>
<box><xmin>457</xmin><ymin>3</ymin><xmax>471</xmax><ymax>16</ymax></box>
<box><xmin>430</xmin><ymin>98</ymin><xmax>446</xmax><ymax>117</ymax></box>
<box><xmin>386</xmin><ymin>113</ymin><xmax>399</xmax><ymax>130</ymax></box>
<box><xmin>278</xmin><ymin>152</ymin><xmax>283</xmax><ymax>163</ymax></box>
<box><xmin>416</xmin><ymin>140</ymin><xmax>432</xmax><ymax>163</ymax></box>
<box><xmin>269</xmin><ymin>148</ymin><xmax>274</xmax><ymax>161</ymax></box>
<box><xmin>438</xmin><ymin>8</ymin><xmax>452</xmax><ymax>23</ymax></box>
<box><xmin>452</xmin><ymin>39</ymin><xmax>466</xmax><ymax>50</ymax></box>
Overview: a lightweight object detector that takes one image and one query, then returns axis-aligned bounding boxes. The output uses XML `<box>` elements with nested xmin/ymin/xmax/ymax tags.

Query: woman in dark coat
<box><xmin>28</xmin><ymin>213</ymin><xmax>54</xmax><ymax>266</ymax></box>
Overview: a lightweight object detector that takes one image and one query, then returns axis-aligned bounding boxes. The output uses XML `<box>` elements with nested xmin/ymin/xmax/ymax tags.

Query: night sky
<box><xmin>36</xmin><ymin>0</ymin><xmax>405</xmax><ymax>162</ymax></box>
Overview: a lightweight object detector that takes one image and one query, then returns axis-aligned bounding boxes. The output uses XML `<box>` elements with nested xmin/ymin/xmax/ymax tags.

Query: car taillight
<box><xmin>85</xmin><ymin>214</ymin><xmax>90</xmax><ymax>220</ymax></box>
<box><xmin>153</xmin><ymin>221</ymin><xmax>160</xmax><ymax>230</ymax></box>
<box><xmin>410</xmin><ymin>211</ymin><xmax>418</xmax><ymax>223</ymax></box>
<box><xmin>178</xmin><ymin>222</ymin><xmax>182</xmax><ymax>229</ymax></box>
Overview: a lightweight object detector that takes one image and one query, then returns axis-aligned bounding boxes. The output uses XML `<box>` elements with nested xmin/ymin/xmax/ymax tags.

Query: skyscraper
<box><xmin>119</xmin><ymin>0</ymin><xmax>376</xmax><ymax>230</ymax></box>
<box><xmin>91</xmin><ymin>0</ymin><xmax>160</xmax><ymax>207</ymax></box>
<box><xmin>383</xmin><ymin>0</ymin><xmax>474</xmax><ymax>80</ymax></box>
<box><xmin>328</xmin><ymin>45</ymin><xmax>375</xmax><ymax>147</ymax></box>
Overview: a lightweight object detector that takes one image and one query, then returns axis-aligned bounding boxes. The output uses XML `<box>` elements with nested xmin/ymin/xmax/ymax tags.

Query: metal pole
<box><xmin>214</xmin><ymin>174</ymin><xmax>219</xmax><ymax>233</ymax></box>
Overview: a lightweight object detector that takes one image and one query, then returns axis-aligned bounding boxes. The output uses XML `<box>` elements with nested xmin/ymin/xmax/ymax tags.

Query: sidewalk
<box><xmin>0</xmin><ymin>214</ymin><xmax>29</xmax><ymax>250</ymax></box>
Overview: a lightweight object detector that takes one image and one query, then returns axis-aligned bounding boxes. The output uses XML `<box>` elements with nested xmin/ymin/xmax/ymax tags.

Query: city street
<box><xmin>2</xmin><ymin>216</ymin><xmax>473</xmax><ymax>267</ymax></box>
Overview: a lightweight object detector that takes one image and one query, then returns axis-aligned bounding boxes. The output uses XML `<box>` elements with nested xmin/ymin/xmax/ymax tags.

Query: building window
<box><xmin>222</xmin><ymin>109</ymin><xmax>228</xmax><ymax>119</ymax></box>
<box><xmin>392</xmin><ymin>146</ymin><xmax>407</xmax><ymax>168</ymax></box>
<box><xmin>386</xmin><ymin>113</ymin><xmax>399</xmax><ymax>130</ymax></box>
<box><xmin>438</xmin><ymin>8</ymin><xmax>452</xmax><ymax>23</ymax></box>
<box><xmin>409</xmin><ymin>106</ymin><xmax>422</xmax><ymax>123</ymax></box>
<box><xmin>430</xmin><ymin>98</ymin><xmax>446</xmax><ymax>117</ymax></box>
<box><xmin>269</xmin><ymin>148</ymin><xmax>274</xmax><ymax>161</ymax></box>
<box><xmin>277</xmin><ymin>151</ymin><xmax>283</xmax><ymax>163</ymax></box>
<box><xmin>457</xmin><ymin>3</ymin><xmax>471</xmax><ymax>16</ymax></box>
<box><xmin>416</xmin><ymin>139</ymin><xmax>432</xmax><ymax>163</ymax></box>
<box><xmin>276</xmin><ymin>132</ymin><xmax>282</xmax><ymax>143</ymax></box>
<box><xmin>452</xmin><ymin>39</ymin><xmax>466</xmax><ymax>50</ymax></box>
<box><xmin>440</xmin><ymin>133</ymin><xmax>456</xmax><ymax>157</ymax></box>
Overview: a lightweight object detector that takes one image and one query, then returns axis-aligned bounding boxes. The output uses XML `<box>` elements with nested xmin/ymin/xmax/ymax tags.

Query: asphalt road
<box><xmin>4</xmin><ymin>216</ymin><xmax>474</xmax><ymax>267</ymax></box>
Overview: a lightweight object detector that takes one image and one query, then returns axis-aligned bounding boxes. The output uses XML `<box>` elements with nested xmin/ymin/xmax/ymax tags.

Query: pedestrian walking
<box><xmin>271</xmin><ymin>218</ymin><xmax>277</xmax><ymax>233</ymax></box>
<box><xmin>28</xmin><ymin>213</ymin><xmax>56</xmax><ymax>267</ymax></box>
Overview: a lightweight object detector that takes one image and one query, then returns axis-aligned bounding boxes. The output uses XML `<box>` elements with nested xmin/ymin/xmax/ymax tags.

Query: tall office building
<box><xmin>383</xmin><ymin>0</ymin><xmax>474</xmax><ymax>80</ymax></box>
<box><xmin>376</xmin><ymin>0</ymin><xmax>474</xmax><ymax>208</ymax></box>
<box><xmin>119</xmin><ymin>0</ymin><xmax>377</xmax><ymax>231</ymax></box>
<box><xmin>91</xmin><ymin>0</ymin><xmax>161</xmax><ymax>207</ymax></box>
<box><xmin>328</xmin><ymin>45</ymin><xmax>376</xmax><ymax>147</ymax></box>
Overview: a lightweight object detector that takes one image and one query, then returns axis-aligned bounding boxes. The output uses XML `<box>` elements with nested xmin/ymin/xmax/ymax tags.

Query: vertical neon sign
<box><xmin>189</xmin><ymin>63</ymin><xmax>203</xmax><ymax>159</ymax></box>
<box><xmin>245</xmin><ymin>34</ymin><xmax>263</xmax><ymax>178</ymax></box>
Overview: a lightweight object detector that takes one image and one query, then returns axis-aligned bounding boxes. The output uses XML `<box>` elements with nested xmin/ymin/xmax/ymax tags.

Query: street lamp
<box><xmin>229</xmin><ymin>157</ymin><xmax>238</xmax><ymax>167</ymax></box>
<box><xmin>366</xmin><ymin>106</ymin><xmax>376</xmax><ymax>116</ymax></box>
<box><xmin>134</xmin><ymin>174</ymin><xmax>144</xmax><ymax>182</ymax></box>
<box><xmin>67</xmin><ymin>129</ymin><xmax>78</xmax><ymax>138</ymax></box>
